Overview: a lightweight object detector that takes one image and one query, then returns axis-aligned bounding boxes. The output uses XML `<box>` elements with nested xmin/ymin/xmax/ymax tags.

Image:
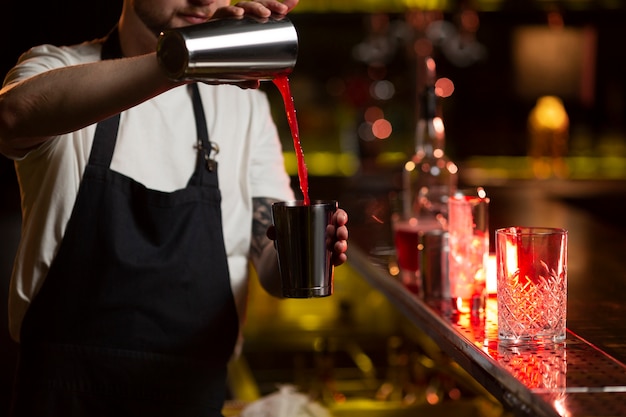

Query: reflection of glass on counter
<box><xmin>495</xmin><ymin>343</ymin><xmax>568</xmax><ymax>416</ymax></box>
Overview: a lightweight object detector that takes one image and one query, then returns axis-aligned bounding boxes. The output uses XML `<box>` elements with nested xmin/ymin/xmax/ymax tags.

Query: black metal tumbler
<box><xmin>271</xmin><ymin>200</ymin><xmax>337</xmax><ymax>298</ymax></box>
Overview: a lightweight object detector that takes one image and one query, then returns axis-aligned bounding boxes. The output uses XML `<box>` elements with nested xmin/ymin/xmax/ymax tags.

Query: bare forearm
<box><xmin>0</xmin><ymin>53</ymin><xmax>180</xmax><ymax>158</ymax></box>
<box><xmin>250</xmin><ymin>197</ymin><xmax>283</xmax><ymax>298</ymax></box>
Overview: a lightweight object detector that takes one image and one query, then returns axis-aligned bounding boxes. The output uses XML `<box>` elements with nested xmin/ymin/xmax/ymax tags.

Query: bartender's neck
<box><xmin>117</xmin><ymin>8</ymin><xmax>160</xmax><ymax>57</ymax></box>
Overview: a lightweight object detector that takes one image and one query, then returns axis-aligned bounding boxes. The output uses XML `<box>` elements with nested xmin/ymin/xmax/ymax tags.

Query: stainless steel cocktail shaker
<box><xmin>157</xmin><ymin>14</ymin><xmax>298</xmax><ymax>82</ymax></box>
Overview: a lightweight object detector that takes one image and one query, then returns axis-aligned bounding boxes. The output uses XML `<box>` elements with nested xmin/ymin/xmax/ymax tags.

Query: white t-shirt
<box><xmin>3</xmin><ymin>40</ymin><xmax>294</xmax><ymax>342</ymax></box>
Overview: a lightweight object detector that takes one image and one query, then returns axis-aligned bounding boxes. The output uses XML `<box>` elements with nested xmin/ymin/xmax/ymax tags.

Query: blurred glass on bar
<box><xmin>448</xmin><ymin>187</ymin><xmax>489</xmax><ymax>315</ymax></box>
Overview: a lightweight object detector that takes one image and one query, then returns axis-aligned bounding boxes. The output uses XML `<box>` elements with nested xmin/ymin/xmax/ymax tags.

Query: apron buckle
<box><xmin>196</xmin><ymin>140</ymin><xmax>220</xmax><ymax>172</ymax></box>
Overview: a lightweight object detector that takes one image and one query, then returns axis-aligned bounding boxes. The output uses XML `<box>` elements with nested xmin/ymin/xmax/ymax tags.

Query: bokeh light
<box><xmin>372</xmin><ymin>118</ymin><xmax>393</xmax><ymax>139</ymax></box>
<box><xmin>435</xmin><ymin>77</ymin><xmax>455</xmax><ymax>98</ymax></box>
<box><xmin>371</xmin><ymin>80</ymin><xmax>396</xmax><ymax>100</ymax></box>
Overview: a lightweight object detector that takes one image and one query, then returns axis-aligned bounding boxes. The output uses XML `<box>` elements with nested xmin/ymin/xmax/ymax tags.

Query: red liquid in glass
<box><xmin>393</xmin><ymin>218</ymin><xmax>444</xmax><ymax>295</ymax></box>
<box><xmin>393</xmin><ymin>219</ymin><xmax>442</xmax><ymax>273</ymax></box>
<box><xmin>273</xmin><ymin>76</ymin><xmax>310</xmax><ymax>206</ymax></box>
<box><xmin>394</xmin><ymin>224</ymin><xmax>420</xmax><ymax>273</ymax></box>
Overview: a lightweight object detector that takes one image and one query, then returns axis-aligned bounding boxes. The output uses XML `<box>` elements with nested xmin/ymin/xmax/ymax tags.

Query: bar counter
<box><xmin>341</xmin><ymin>176</ymin><xmax>626</xmax><ymax>417</ymax></box>
<box><xmin>4</xmin><ymin>173</ymin><xmax>625</xmax><ymax>416</ymax></box>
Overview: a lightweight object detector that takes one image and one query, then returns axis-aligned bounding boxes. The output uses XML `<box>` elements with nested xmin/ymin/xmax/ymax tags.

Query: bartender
<box><xmin>0</xmin><ymin>0</ymin><xmax>349</xmax><ymax>416</ymax></box>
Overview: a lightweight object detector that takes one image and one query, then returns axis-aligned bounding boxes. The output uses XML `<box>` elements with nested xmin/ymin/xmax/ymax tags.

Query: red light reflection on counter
<box><xmin>554</xmin><ymin>397</ymin><xmax>570</xmax><ymax>417</ymax></box>
<box><xmin>487</xmin><ymin>254</ymin><xmax>497</xmax><ymax>294</ymax></box>
<box><xmin>495</xmin><ymin>343</ymin><xmax>568</xmax><ymax>415</ymax></box>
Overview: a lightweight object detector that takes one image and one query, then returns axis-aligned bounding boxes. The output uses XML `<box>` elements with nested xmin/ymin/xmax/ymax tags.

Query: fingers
<box><xmin>232</xmin><ymin>0</ymin><xmax>298</xmax><ymax>18</ymax></box>
<box><xmin>332</xmin><ymin>238</ymin><xmax>348</xmax><ymax>266</ymax></box>
<box><xmin>271</xmin><ymin>205</ymin><xmax>348</xmax><ymax>267</ymax></box>
<box><xmin>266</xmin><ymin>224</ymin><xmax>276</xmax><ymax>240</ymax></box>
<box><xmin>211</xmin><ymin>1</ymin><xmax>299</xmax><ymax>87</ymax></box>
<box><xmin>280</xmin><ymin>0</ymin><xmax>300</xmax><ymax>12</ymax></box>
<box><xmin>231</xmin><ymin>1</ymin><xmax>272</xmax><ymax>18</ymax></box>
<box><xmin>213</xmin><ymin>1</ymin><xmax>299</xmax><ymax>21</ymax></box>
<box><xmin>329</xmin><ymin>208</ymin><xmax>349</xmax><ymax>266</ymax></box>
<box><xmin>211</xmin><ymin>5</ymin><xmax>246</xmax><ymax>19</ymax></box>
<box><xmin>332</xmin><ymin>251</ymin><xmax>348</xmax><ymax>267</ymax></box>
<box><xmin>334</xmin><ymin>208</ymin><xmax>348</xmax><ymax>226</ymax></box>
<box><xmin>332</xmin><ymin>209</ymin><xmax>349</xmax><ymax>241</ymax></box>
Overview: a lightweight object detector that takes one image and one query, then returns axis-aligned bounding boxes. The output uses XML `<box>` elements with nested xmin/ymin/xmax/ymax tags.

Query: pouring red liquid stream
<box><xmin>273</xmin><ymin>76</ymin><xmax>310</xmax><ymax>206</ymax></box>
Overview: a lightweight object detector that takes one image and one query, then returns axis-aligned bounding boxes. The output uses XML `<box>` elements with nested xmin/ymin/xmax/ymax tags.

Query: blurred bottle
<box><xmin>393</xmin><ymin>56</ymin><xmax>458</xmax><ymax>295</ymax></box>
<box><xmin>402</xmin><ymin>56</ymin><xmax>458</xmax><ymax>221</ymax></box>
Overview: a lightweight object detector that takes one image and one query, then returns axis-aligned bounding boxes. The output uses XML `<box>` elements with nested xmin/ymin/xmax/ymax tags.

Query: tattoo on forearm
<box><xmin>251</xmin><ymin>197</ymin><xmax>278</xmax><ymax>258</ymax></box>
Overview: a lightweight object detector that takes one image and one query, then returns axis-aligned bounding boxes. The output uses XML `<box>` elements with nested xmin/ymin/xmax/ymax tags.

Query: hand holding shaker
<box><xmin>271</xmin><ymin>200</ymin><xmax>338</xmax><ymax>298</ymax></box>
<box><xmin>156</xmin><ymin>14</ymin><xmax>298</xmax><ymax>82</ymax></box>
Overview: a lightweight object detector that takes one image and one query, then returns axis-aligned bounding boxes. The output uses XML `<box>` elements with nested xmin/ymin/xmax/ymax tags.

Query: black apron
<box><xmin>10</xmin><ymin>28</ymin><xmax>239</xmax><ymax>417</ymax></box>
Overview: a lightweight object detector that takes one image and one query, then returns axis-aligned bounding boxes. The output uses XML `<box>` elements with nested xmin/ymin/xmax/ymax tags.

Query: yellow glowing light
<box><xmin>352</xmin><ymin>352</ymin><xmax>374</xmax><ymax>374</ymax></box>
<box><xmin>529</xmin><ymin>96</ymin><xmax>569</xmax><ymax>131</ymax></box>
<box><xmin>308</xmin><ymin>152</ymin><xmax>337</xmax><ymax>176</ymax></box>
<box><xmin>338</xmin><ymin>153</ymin><xmax>359</xmax><ymax>176</ymax></box>
<box><xmin>282</xmin><ymin>152</ymin><xmax>359</xmax><ymax>177</ymax></box>
<box><xmin>405</xmin><ymin>160</ymin><xmax>416</xmax><ymax>172</ymax></box>
<box><xmin>298</xmin><ymin>314</ymin><xmax>323</xmax><ymax>330</ymax></box>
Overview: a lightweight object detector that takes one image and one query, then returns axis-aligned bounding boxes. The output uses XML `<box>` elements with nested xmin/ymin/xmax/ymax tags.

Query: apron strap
<box><xmin>191</xmin><ymin>84</ymin><xmax>210</xmax><ymax>149</ymax></box>
<box><xmin>88</xmin><ymin>115</ymin><xmax>121</xmax><ymax>168</ymax></box>
<box><xmin>189</xmin><ymin>84</ymin><xmax>218</xmax><ymax>178</ymax></box>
